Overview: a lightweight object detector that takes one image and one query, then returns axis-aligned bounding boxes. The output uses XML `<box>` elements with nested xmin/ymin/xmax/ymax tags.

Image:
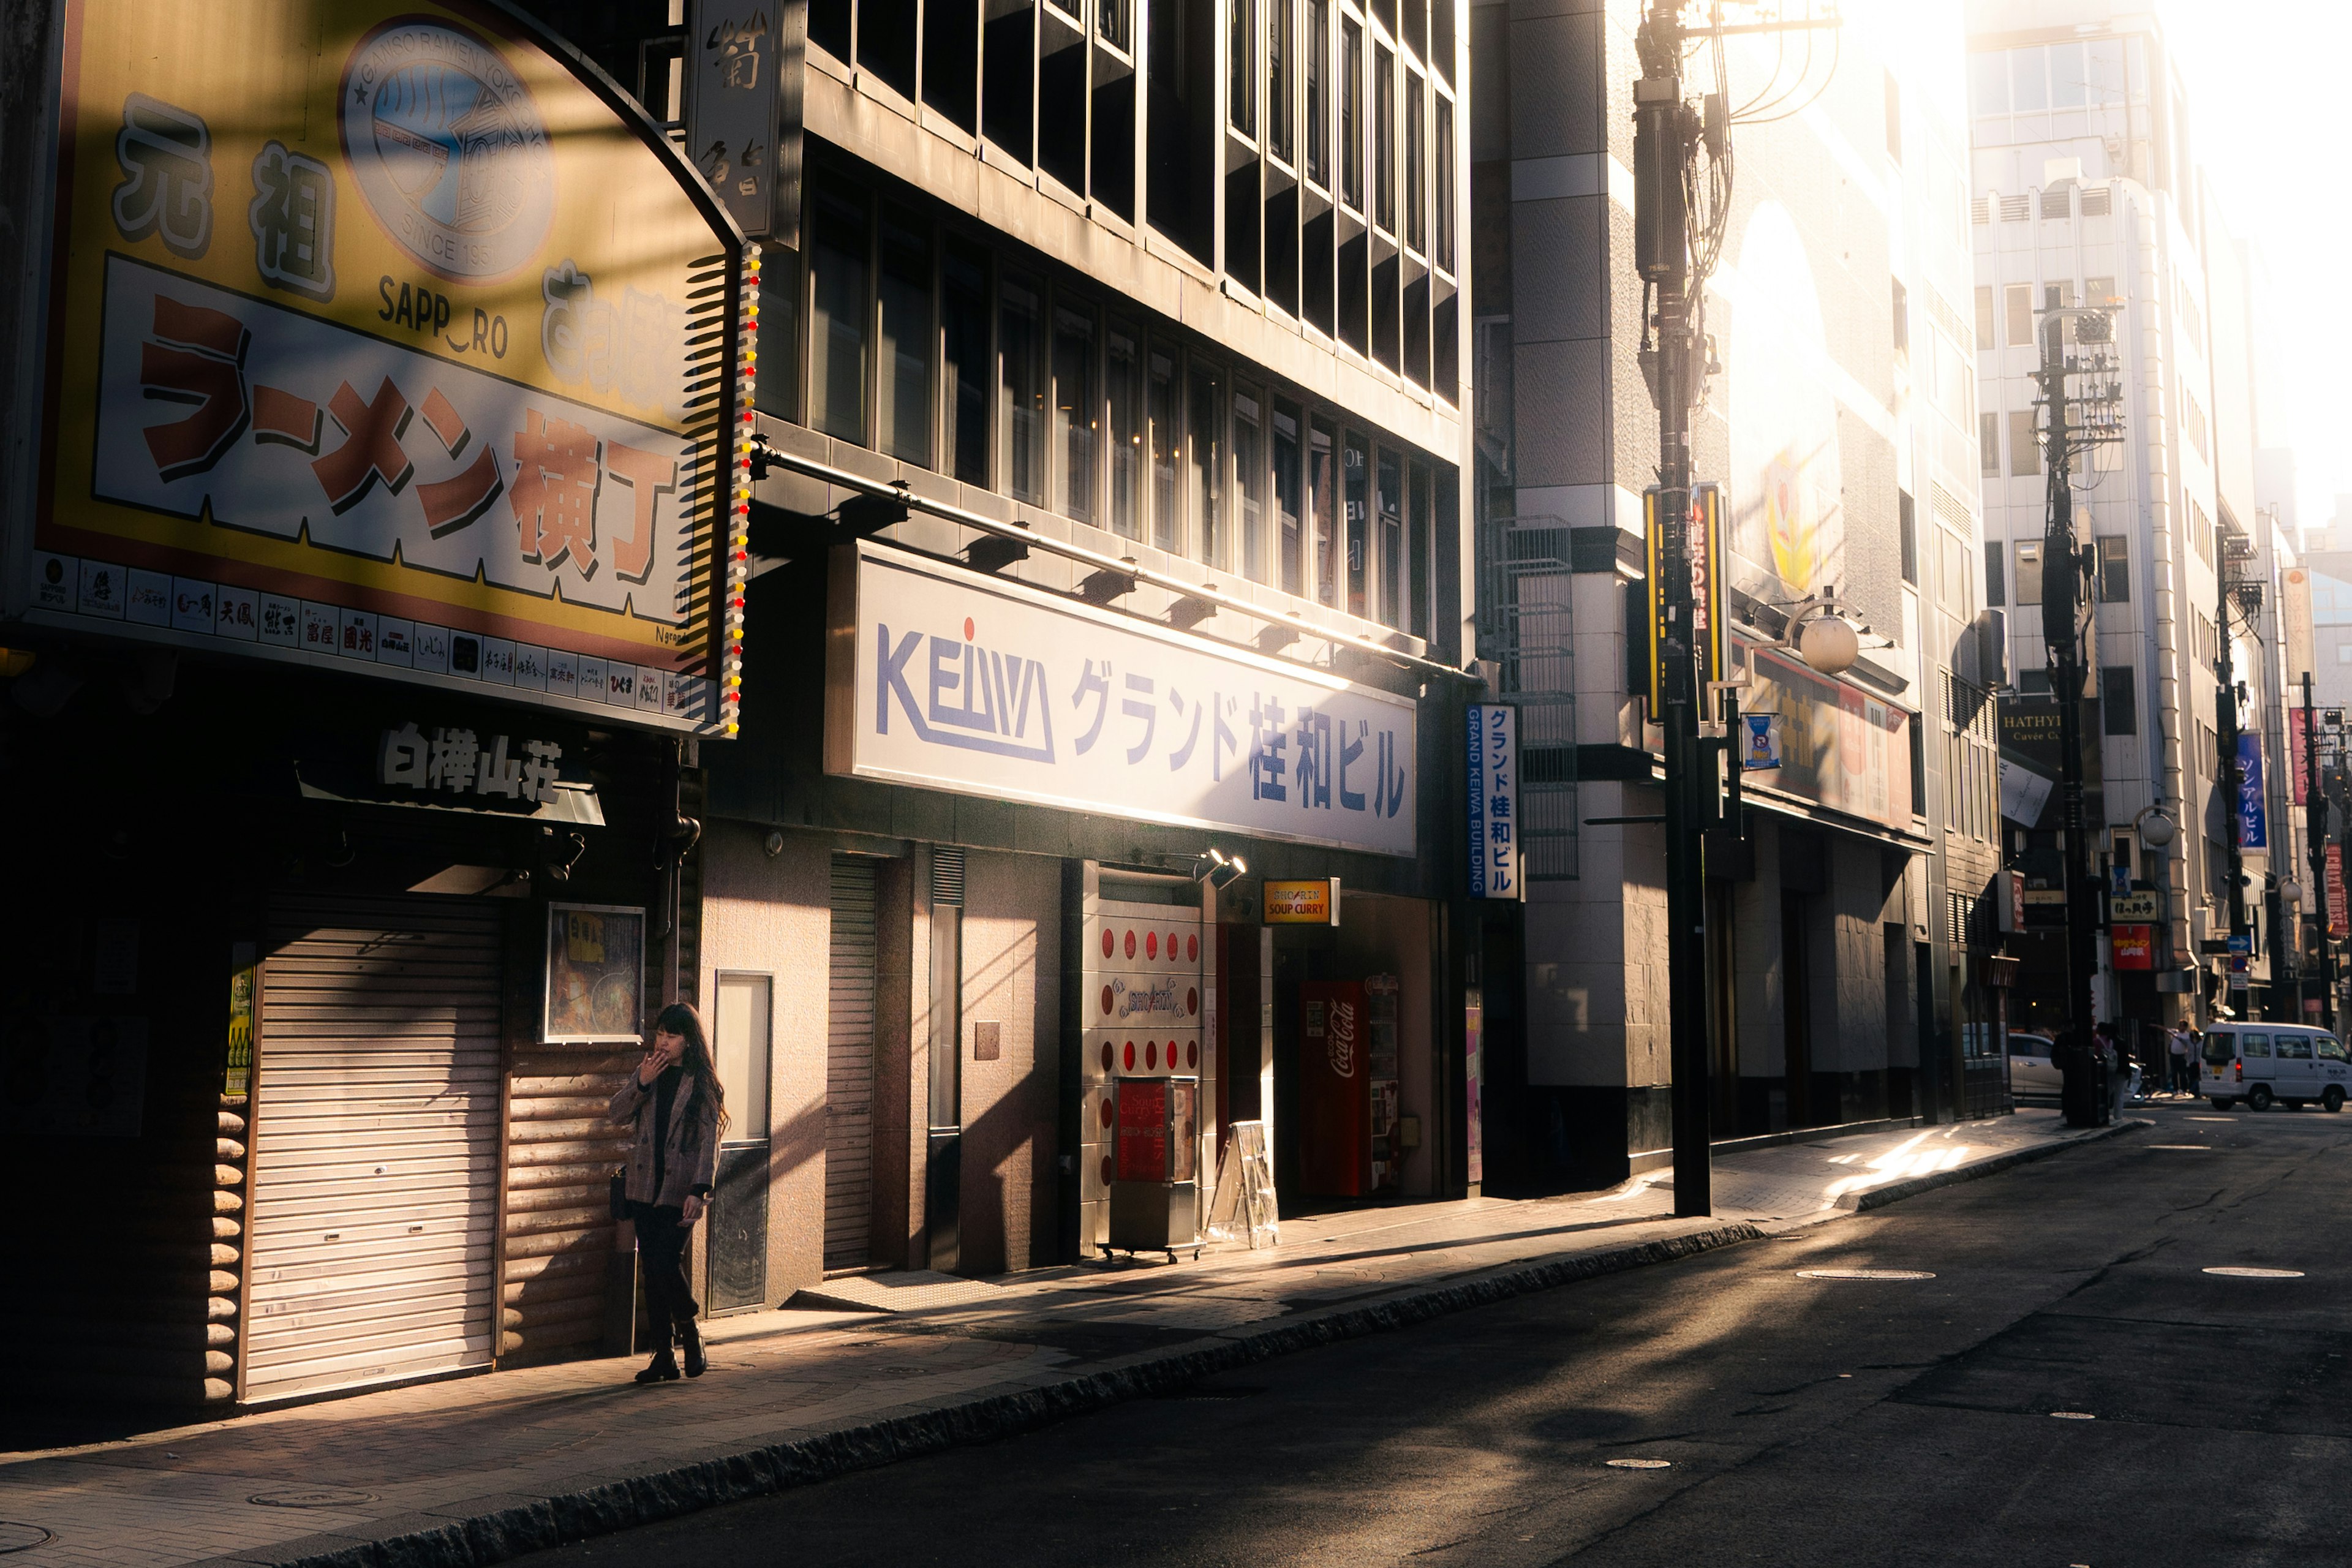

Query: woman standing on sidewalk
<box><xmin>609</xmin><ymin>1002</ymin><xmax>726</xmax><ymax>1383</ymax></box>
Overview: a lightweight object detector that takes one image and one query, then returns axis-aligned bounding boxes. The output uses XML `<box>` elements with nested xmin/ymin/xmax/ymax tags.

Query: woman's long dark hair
<box><xmin>655</xmin><ymin>1001</ymin><xmax>729</xmax><ymax>1136</ymax></box>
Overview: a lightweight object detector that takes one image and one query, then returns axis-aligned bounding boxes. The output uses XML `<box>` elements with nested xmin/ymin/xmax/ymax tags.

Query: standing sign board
<box><xmin>22</xmin><ymin>0</ymin><xmax>753</xmax><ymax>735</ymax></box>
<box><xmin>1465</xmin><ymin>703</ymin><xmax>1518</xmax><ymax>899</ymax></box>
<box><xmin>1643</xmin><ymin>483</ymin><xmax>1724</xmax><ymax>721</ymax></box>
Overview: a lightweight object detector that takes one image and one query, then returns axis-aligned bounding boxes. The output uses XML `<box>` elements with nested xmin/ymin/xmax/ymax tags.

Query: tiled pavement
<box><xmin>1</xmin><ymin>1110</ymin><xmax>2132</xmax><ymax>1568</ymax></box>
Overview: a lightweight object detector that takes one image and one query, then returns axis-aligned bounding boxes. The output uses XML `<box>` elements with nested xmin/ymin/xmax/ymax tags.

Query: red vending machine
<box><xmin>1298</xmin><ymin>981</ymin><xmax>1366</xmax><ymax>1196</ymax></box>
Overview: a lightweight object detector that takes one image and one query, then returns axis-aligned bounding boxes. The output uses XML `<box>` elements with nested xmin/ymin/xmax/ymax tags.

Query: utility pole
<box><xmin>1630</xmin><ymin>2</ymin><xmax>1839</xmax><ymax>1215</ymax></box>
<box><xmin>2217</xmin><ymin>549</ymin><xmax>2254</xmax><ymax>1004</ymax></box>
<box><xmin>1632</xmin><ymin>6</ymin><xmax>1711</xmax><ymax>1217</ymax></box>
<box><xmin>2032</xmin><ymin>298</ymin><xmax>2121</xmax><ymax>1126</ymax></box>
<box><xmin>2303</xmin><ymin>674</ymin><xmax>2331</xmax><ymax>1028</ymax></box>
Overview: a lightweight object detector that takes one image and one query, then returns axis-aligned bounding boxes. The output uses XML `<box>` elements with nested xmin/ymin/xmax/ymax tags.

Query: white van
<box><xmin>2200</xmin><ymin>1024</ymin><xmax>2352</xmax><ymax>1112</ymax></box>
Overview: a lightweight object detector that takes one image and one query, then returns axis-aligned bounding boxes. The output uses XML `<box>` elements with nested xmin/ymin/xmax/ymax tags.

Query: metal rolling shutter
<box><xmin>825</xmin><ymin>857</ymin><xmax>878</xmax><ymax>1272</ymax></box>
<box><xmin>245</xmin><ymin>896</ymin><xmax>503</xmax><ymax>1403</ymax></box>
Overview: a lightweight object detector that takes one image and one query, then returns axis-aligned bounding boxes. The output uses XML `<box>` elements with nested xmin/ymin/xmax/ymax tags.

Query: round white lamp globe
<box><xmin>1796</xmin><ymin>614</ymin><xmax>1860</xmax><ymax>676</ymax></box>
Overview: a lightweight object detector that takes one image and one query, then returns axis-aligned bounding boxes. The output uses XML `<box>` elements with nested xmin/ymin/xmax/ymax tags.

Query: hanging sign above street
<box><xmin>1466</xmin><ymin>703</ymin><xmax>1519</xmax><ymax>899</ymax></box>
<box><xmin>19</xmin><ymin>0</ymin><xmax>751</xmax><ymax>734</ymax></box>
<box><xmin>1643</xmin><ymin>483</ymin><xmax>1724</xmax><ymax>721</ymax></box>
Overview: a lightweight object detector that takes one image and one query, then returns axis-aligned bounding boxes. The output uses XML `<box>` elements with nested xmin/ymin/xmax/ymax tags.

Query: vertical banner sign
<box><xmin>30</xmin><ymin>0</ymin><xmax>750</xmax><ymax>734</ymax></box>
<box><xmin>2329</xmin><ymin>843</ymin><xmax>2348</xmax><ymax>940</ymax></box>
<box><xmin>2236</xmin><ymin>733</ymin><xmax>2268</xmax><ymax>851</ymax></box>
<box><xmin>1643</xmin><ymin>483</ymin><xmax>1724</xmax><ymax>720</ymax></box>
<box><xmin>2291</xmin><ymin>713</ymin><xmax>2309</xmax><ymax>808</ymax></box>
<box><xmin>688</xmin><ymin>0</ymin><xmax>805</xmax><ymax>246</ymax></box>
<box><xmin>1466</xmin><ymin>703</ymin><xmax>1518</xmax><ymax>899</ymax></box>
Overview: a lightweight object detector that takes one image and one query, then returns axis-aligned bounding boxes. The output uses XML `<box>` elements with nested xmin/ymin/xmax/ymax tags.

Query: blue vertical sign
<box><xmin>1466</xmin><ymin>704</ymin><xmax>1518</xmax><ymax>899</ymax></box>
<box><xmin>2236</xmin><ymin>733</ymin><xmax>2267</xmax><ymax>851</ymax></box>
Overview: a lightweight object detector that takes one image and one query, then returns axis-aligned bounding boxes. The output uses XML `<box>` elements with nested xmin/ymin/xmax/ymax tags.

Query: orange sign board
<box><xmin>1263</xmin><ymin>878</ymin><xmax>1340</xmax><ymax>925</ymax></box>
<box><xmin>2111</xmin><ymin>924</ymin><xmax>2154</xmax><ymax>970</ymax></box>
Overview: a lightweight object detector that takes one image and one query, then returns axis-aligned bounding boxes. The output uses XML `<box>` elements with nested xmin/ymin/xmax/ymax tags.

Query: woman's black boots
<box><xmin>679</xmin><ymin>1319</ymin><xmax>706</xmax><ymax>1379</ymax></box>
<box><xmin>635</xmin><ymin>1345</ymin><xmax>680</xmax><ymax>1383</ymax></box>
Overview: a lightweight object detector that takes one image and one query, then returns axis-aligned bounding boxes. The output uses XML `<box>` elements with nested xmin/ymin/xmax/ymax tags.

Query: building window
<box><xmin>2018</xmin><ymin>669</ymin><xmax>2051</xmax><ymax>695</ymax></box>
<box><xmin>1408</xmin><ymin>459</ymin><xmax>1433</xmax><ymax>638</ymax></box>
<box><xmin>1189</xmin><ymin>361</ymin><xmax>1225</xmax><ymax>567</ymax></box>
<box><xmin>1310</xmin><ymin>417</ymin><xmax>1340</xmax><ymax>607</ymax></box>
<box><xmin>1150</xmin><ymin>348</ymin><xmax>1181</xmax><ymax>551</ymax></box>
<box><xmin>1340</xmin><ymin>17</ymin><xmax>1363</xmax><ymax>210</ymax></box>
<box><xmin>755</xmin><ymin>251</ymin><xmax>801</xmax><ymax>423</ymax></box>
<box><xmin>1274</xmin><ymin>398</ymin><xmax>1305</xmax><ymax>595</ymax></box>
<box><xmin>1434</xmin><ymin>94</ymin><xmax>1456</xmax><ymax>273</ymax></box>
<box><xmin>1376</xmin><ymin>445</ymin><xmax>1403</xmax><ymax>628</ymax></box>
<box><xmin>1231</xmin><ymin>0</ymin><xmax>1257</xmax><ymax>137</ymax></box>
<box><xmin>941</xmin><ymin>241</ymin><xmax>991</xmax><ymax>484</ymax></box>
<box><xmin>1234</xmin><ymin>383</ymin><xmax>1267</xmax><ymax>581</ymax></box>
<box><xmin>2009</xmin><ymin>410</ymin><xmax>2040</xmax><ymax>476</ymax></box>
<box><xmin>877</xmin><ymin>206</ymin><xmax>935</xmax><ymax>466</ymax></box>
<box><xmin>1985</xmin><ymin>539</ymin><xmax>2006</xmax><ymax>607</ymax></box>
<box><xmin>1106</xmin><ymin>321</ymin><xmax>1142</xmax><ymax>538</ymax></box>
<box><xmin>1373</xmin><ymin>43</ymin><xmax>1396</xmax><ymax>232</ymax></box>
<box><xmin>2004</xmin><ymin>282</ymin><xmax>2034</xmax><ymax>349</ymax></box>
<box><xmin>1001</xmin><ymin>274</ymin><xmax>1047</xmax><ymax>503</ymax></box>
<box><xmin>1269</xmin><ymin>0</ymin><xmax>1294</xmax><ymax>165</ymax></box>
<box><xmin>1307</xmin><ymin>0</ymin><xmax>1330</xmax><ymax>187</ymax></box>
<box><xmin>1979</xmin><ymin>411</ymin><xmax>1999</xmax><ymax>476</ymax></box>
<box><xmin>1344</xmin><ymin>430</ymin><xmax>1370</xmax><ymax>617</ymax></box>
<box><xmin>2015</xmin><ymin>539</ymin><xmax>2042</xmax><ymax>606</ymax></box>
<box><xmin>2101</xmin><ymin>666</ymin><xmax>2137</xmax><ymax>735</ymax></box>
<box><xmin>1898</xmin><ymin>489</ymin><xmax>1917</xmax><ymax>584</ymax></box>
<box><xmin>2095</xmin><ymin>533</ymin><xmax>2130</xmax><ymax>603</ymax></box>
<box><xmin>2338</xmin><ymin>645</ymin><xmax>2352</xmax><ymax>665</ymax></box>
<box><xmin>1883</xmin><ymin>69</ymin><xmax>1902</xmax><ymax>161</ymax></box>
<box><xmin>1891</xmin><ymin>277</ymin><xmax>1909</xmax><ymax>358</ymax></box>
<box><xmin>1973</xmin><ymin>285</ymin><xmax>1994</xmax><ymax>351</ymax></box>
<box><xmin>808</xmin><ymin>185</ymin><xmax>872</xmax><ymax>444</ymax></box>
<box><xmin>1404</xmin><ymin>70</ymin><xmax>1426</xmax><ymax>253</ymax></box>
<box><xmin>1053</xmin><ymin>301</ymin><xmax>1099</xmax><ymax>522</ymax></box>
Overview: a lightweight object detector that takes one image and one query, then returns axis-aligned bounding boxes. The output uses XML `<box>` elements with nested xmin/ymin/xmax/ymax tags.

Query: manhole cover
<box><xmin>1796</xmin><ymin>1268</ymin><xmax>1936</xmax><ymax>1281</ymax></box>
<box><xmin>1605</xmin><ymin>1458</ymin><xmax>1672</xmax><ymax>1469</ymax></box>
<box><xmin>2049</xmin><ymin>1411</ymin><xmax>2097</xmax><ymax>1420</ymax></box>
<box><xmin>2204</xmin><ymin>1266</ymin><xmax>2305</xmax><ymax>1279</ymax></box>
<box><xmin>0</xmin><ymin>1523</ymin><xmax>53</xmax><ymax>1553</ymax></box>
<box><xmin>249</xmin><ymin>1488</ymin><xmax>379</xmax><ymax>1509</ymax></box>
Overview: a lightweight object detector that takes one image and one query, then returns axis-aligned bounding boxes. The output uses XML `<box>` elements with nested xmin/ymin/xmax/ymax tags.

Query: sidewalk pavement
<box><xmin>2</xmin><ymin>1110</ymin><xmax>2139</xmax><ymax>1568</ymax></box>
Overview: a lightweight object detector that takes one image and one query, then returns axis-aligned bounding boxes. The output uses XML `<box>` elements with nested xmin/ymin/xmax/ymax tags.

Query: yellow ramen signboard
<box><xmin>30</xmin><ymin>0</ymin><xmax>747</xmax><ymax>731</ymax></box>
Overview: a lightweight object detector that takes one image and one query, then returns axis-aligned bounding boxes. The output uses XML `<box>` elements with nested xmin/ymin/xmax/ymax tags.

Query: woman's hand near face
<box><xmin>637</xmin><ymin>1030</ymin><xmax>682</xmax><ymax>1085</ymax></box>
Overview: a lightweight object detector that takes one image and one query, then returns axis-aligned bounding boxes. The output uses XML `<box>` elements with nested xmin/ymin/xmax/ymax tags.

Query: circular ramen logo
<box><xmin>341</xmin><ymin>21</ymin><xmax>554</xmax><ymax>280</ymax></box>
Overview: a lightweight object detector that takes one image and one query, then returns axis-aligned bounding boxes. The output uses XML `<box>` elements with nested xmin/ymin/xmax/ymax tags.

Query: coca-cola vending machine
<box><xmin>1298</xmin><ymin>978</ymin><xmax>1404</xmax><ymax>1197</ymax></box>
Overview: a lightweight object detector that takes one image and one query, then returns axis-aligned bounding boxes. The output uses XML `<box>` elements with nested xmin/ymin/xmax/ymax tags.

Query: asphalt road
<box><xmin>521</xmin><ymin>1102</ymin><xmax>2351</xmax><ymax>1567</ymax></box>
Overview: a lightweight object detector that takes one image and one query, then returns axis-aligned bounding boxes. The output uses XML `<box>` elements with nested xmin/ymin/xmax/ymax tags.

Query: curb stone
<box><xmin>227</xmin><ymin>1122</ymin><xmax>2128</xmax><ymax>1568</ymax></box>
<box><xmin>239</xmin><ymin>1221</ymin><xmax>1764</xmax><ymax>1568</ymax></box>
<box><xmin>1835</xmin><ymin>1116</ymin><xmax>2150</xmax><ymax>1211</ymax></box>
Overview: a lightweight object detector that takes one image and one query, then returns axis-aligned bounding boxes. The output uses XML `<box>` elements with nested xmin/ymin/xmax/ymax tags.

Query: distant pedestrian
<box><xmin>2169</xmin><ymin>1026</ymin><xmax>2194</xmax><ymax>1096</ymax></box>
<box><xmin>609</xmin><ymin>1001</ymin><xmax>727</xmax><ymax>1384</ymax></box>
<box><xmin>2095</xmin><ymin>1024</ymin><xmax>2131</xmax><ymax>1120</ymax></box>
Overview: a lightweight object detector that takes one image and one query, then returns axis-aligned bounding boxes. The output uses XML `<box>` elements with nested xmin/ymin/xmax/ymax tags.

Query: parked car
<box><xmin>2199</xmin><ymin>1024</ymin><xmax>2352</xmax><ymax>1112</ymax></box>
<box><xmin>2003</xmin><ymin>1031</ymin><xmax>2144</xmax><ymax>1101</ymax></box>
<box><xmin>2007</xmin><ymin>1031</ymin><xmax>2060</xmax><ymax>1095</ymax></box>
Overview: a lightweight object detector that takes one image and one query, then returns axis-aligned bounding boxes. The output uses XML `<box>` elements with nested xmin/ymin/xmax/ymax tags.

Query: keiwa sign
<box><xmin>26</xmin><ymin>0</ymin><xmax>752</xmax><ymax>733</ymax></box>
<box><xmin>826</xmin><ymin>543</ymin><xmax>1419</xmax><ymax>857</ymax></box>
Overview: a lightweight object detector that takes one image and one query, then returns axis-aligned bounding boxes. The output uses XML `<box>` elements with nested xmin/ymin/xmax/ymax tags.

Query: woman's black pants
<box><xmin>629</xmin><ymin>1203</ymin><xmax>699</xmax><ymax>1344</ymax></box>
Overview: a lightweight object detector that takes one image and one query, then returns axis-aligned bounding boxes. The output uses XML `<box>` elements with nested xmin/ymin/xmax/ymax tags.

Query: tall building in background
<box><xmin>1470</xmin><ymin>0</ymin><xmax>2002</xmax><ymax>1191</ymax></box>
<box><xmin>1967</xmin><ymin>0</ymin><xmax>2307</xmax><ymax>1028</ymax></box>
<box><xmin>692</xmin><ymin>0</ymin><xmax>1482</xmax><ymax>1294</ymax></box>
